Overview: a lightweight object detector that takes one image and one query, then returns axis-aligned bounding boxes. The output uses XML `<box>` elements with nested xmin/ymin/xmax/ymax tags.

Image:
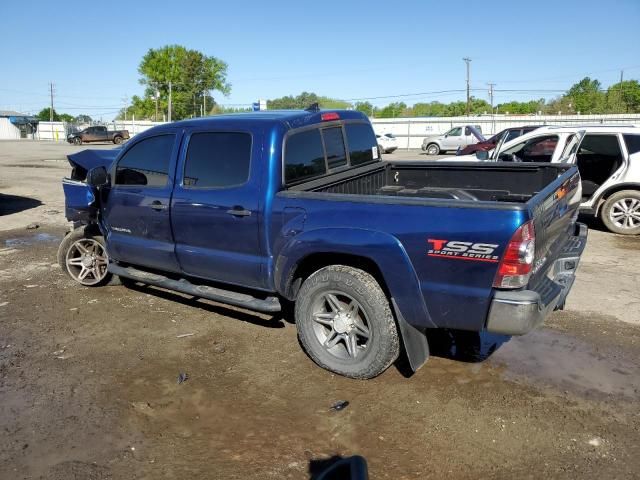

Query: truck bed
<box><xmin>289</xmin><ymin>161</ymin><xmax>567</xmax><ymax>204</ymax></box>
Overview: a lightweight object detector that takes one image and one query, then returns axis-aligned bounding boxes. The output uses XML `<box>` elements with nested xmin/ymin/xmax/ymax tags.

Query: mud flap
<box><xmin>392</xmin><ymin>298</ymin><xmax>429</xmax><ymax>372</ymax></box>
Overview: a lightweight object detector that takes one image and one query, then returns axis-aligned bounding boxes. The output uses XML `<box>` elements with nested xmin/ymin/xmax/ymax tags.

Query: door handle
<box><xmin>226</xmin><ymin>206</ymin><xmax>252</xmax><ymax>217</ymax></box>
<box><xmin>150</xmin><ymin>200</ymin><xmax>167</xmax><ymax>211</ymax></box>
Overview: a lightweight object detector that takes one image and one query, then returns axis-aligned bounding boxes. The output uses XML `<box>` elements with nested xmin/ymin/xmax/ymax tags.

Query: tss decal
<box><xmin>427</xmin><ymin>239</ymin><xmax>499</xmax><ymax>262</ymax></box>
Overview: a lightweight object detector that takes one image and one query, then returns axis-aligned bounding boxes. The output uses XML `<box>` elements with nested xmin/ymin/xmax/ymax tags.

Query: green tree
<box><xmin>120</xmin><ymin>45</ymin><xmax>230</xmax><ymax>121</ymax></box>
<box><xmin>378</xmin><ymin>102</ymin><xmax>407</xmax><ymax>118</ymax></box>
<box><xmin>59</xmin><ymin>113</ymin><xmax>75</xmax><ymax>123</ymax></box>
<box><xmin>74</xmin><ymin>114</ymin><xmax>93</xmax><ymax>123</ymax></box>
<box><xmin>267</xmin><ymin>92</ymin><xmax>350</xmax><ymax>110</ymax></box>
<box><xmin>565</xmin><ymin>77</ymin><xmax>604</xmax><ymax>114</ymax></box>
<box><xmin>606</xmin><ymin>80</ymin><xmax>640</xmax><ymax>113</ymax></box>
<box><xmin>353</xmin><ymin>101</ymin><xmax>374</xmax><ymax>116</ymax></box>
<box><xmin>36</xmin><ymin>107</ymin><xmax>59</xmax><ymax>121</ymax></box>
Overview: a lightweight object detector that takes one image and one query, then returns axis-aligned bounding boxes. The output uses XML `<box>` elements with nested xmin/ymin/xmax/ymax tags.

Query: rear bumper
<box><xmin>486</xmin><ymin>222</ymin><xmax>588</xmax><ymax>336</ymax></box>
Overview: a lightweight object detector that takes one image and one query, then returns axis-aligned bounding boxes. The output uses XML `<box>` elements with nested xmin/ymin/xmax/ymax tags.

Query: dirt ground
<box><xmin>1</xmin><ymin>140</ymin><xmax>639</xmax><ymax>479</ymax></box>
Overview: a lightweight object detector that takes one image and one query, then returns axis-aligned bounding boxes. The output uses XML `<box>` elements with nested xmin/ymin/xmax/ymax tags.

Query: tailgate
<box><xmin>527</xmin><ymin>165</ymin><xmax>582</xmax><ymax>285</ymax></box>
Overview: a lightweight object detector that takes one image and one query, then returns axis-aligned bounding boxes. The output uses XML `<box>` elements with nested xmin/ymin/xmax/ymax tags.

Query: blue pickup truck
<box><xmin>58</xmin><ymin>108</ymin><xmax>587</xmax><ymax>379</ymax></box>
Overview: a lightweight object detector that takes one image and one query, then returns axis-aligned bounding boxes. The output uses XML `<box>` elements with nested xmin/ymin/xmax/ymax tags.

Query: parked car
<box><xmin>421</xmin><ymin>125</ymin><xmax>483</xmax><ymax>155</ymax></box>
<box><xmin>457</xmin><ymin>126</ymin><xmax>543</xmax><ymax>156</ymax></box>
<box><xmin>376</xmin><ymin>133</ymin><xmax>398</xmax><ymax>154</ymax></box>
<box><xmin>58</xmin><ymin>109</ymin><xmax>587</xmax><ymax>379</ymax></box>
<box><xmin>67</xmin><ymin>126</ymin><xmax>130</xmax><ymax>145</ymax></box>
<box><xmin>460</xmin><ymin>125</ymin><xmax>640</xmax><ymax>235</ymax></box>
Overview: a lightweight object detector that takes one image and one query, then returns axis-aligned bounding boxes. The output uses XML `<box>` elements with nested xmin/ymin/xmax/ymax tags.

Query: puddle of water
<box><xmin>5</xmin><ymin>233</ymin><xmax>60</xmax><ymax>247</ymax></box>
<box><xmin>488</xmin><ymin>328</ymin><xmax>640</xmax><ymax>399</ymax></box>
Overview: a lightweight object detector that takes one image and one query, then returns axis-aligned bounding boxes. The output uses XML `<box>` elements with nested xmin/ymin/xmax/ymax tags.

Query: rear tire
<box><xmin>426</xmin><ymin>143</ymin><xmax>440</xmax><ymax>155</ymax></box>
<box><xmin>113</xmin><ymin>135</ymin><xmax>123</xmax><ymax>145</ymax></box>
<box><xmin>57</xmin><ymin>227</ymin><xmax>112</xmax><ymax>286</ymax></box>
<box><xmin>601</xmin><ymin>190</ymin><xmax>640</xmax><ymax>235</ymax></box>
<box><xmin>295</xmin><ymin>265</ymin><xmax>399</xmax><ymax>379</ymax></box>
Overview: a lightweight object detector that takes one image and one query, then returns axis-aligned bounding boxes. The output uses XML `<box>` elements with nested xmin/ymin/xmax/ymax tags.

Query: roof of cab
<box><xmin>150</xmin><ymin>109</ymin><xmax>368</xmax><ymax>132</ymax></box>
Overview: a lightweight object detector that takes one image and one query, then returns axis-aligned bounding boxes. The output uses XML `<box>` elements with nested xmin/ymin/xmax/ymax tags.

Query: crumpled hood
<box><xmin>67</xmin><ymin>148</ymin><xmax>121</xmax><ymax>181</ymax></box>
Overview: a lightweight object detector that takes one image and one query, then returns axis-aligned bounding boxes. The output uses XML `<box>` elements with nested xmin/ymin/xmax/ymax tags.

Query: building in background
<box><xmin>0</xmin><ymin>110</ymin><xmax>39</xmax><ymax>139</ymax></box>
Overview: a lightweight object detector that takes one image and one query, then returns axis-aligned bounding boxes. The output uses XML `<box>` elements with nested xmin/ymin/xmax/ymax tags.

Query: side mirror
<box><xmin>475</xmin><ymin>150</ymin><xmax>489</xmax><ymax>161</ymax></box>
<box><xmin>313</xmin><ymin>455</ymin><xmax>368</xmax><ymax>480</ymax></box>
<box><xmin>87</xmin><ymin>166</ymin><xmax>109</xmax><ymax>187</ymax></box>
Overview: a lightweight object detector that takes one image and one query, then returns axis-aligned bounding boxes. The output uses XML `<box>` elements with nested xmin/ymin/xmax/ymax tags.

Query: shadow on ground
<box><xmin>123</xmin><ymin>281</ymin><xmax>287</xmax><ymax>329</ymax></box>
<box><xmin>0</xmin><ymin>193</ymin><xmax>42</xmax><ymax>216</ymax></box>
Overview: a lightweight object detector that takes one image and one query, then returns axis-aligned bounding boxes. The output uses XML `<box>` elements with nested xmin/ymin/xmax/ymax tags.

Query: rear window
<box><xmin>322</xmin><ymin>127</ymin><xmax>347</xmax><ymax>169</ymax></box>
<box><xmin>284</xmin><ymin>122</ymin><xmax>379</xmax><ymax>185</ymax></box>
<box><xmin>285</xmin><ymin>129</ymin><xmax>326</xmax><ymax>184</ymax></box>
<box><xmin>183</xmin><ymin>132</ymin><xmax>251</xmax><ymax>188</ymax></box>
<box><xmin>345</xmin><ymin>123</ymin><xmax>377</xmax><ymax>165</ymax></box>
<box><xmin>623</xmin><ymin>134</ymin><xmax>640</xmax><ymax>155</ymax></box>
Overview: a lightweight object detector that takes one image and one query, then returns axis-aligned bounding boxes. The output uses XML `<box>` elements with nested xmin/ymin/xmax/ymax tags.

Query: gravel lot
<box><xmin>1</xmin><ymin>140</ymin><xmax>639</xmax><ymax>479</ymax></box>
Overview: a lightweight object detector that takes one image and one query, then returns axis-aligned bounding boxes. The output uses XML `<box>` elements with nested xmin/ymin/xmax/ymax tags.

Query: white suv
<box><xmin>376</xmin><ymin>133</ymin><xmax>398</xmax><ymax>154</ymax></box>
<box><xmin>459</xmin><ymin>125</ymin><xmax>640</xmax><ymax>235</ymax></box>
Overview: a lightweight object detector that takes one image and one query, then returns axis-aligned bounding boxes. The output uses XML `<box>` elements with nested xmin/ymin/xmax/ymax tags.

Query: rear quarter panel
<box><xmin>272</xmin><ymin>194</ymin><xmax>525</xmax><ymax>331</ymax></box>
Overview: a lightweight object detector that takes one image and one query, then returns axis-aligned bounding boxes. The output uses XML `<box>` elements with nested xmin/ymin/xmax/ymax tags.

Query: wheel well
<box><xmin>594</xmin><ymin>184</ymin><xmax>640</xmax><ymax>216</ymax></box>
<box><xmin>287</xmin><ymin>253</ymin><xmax>389</xmax><ymax>300</ymax></box>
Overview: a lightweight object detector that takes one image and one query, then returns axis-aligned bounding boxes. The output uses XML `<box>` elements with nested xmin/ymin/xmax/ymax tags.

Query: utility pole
<box><xmin>168</xmin><ymin>81</ymin><xmax>172</xmax><ymax>122</ymax></box>
<box><xmin>463</xmin><ymin>57</ymin><xmax>471</xmax><ymax>116</ymax></box>
<box><xmin>619</xmin><ymin>70</ymin><xmax>624</xmax><ymax>113</ymax></box>
<box><xmin>203</xmin><ymin>90</ymin><xmax>207</xmax><ymax>116</ymax></box>
<box><xmin>488</xmin><ymin>83</ymin><xmax>496</xmax><ymax>134</ymax></box>
<box><xmin>122</xmin><ymin>95</ymin><xmax>129</xmax><ymax>122</ymax></box>
<box><xmin>49</xmin><ymin>82</ymin><xmax>55</xmax><ymax>121</ymax></box>
<box><xmin>154</xmin><ymin>86</ymin><xmax>159</xmax><ymax>122</ymax></box>
<box><xmin>487</xmin><ymin>83</ymin><xmax>495</xmax><ymax>112</ymax></box>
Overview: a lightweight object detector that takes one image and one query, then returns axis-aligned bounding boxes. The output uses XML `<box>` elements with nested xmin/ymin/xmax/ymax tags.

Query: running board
<box><xmin>108</xmin><ymin>264</ymin><xmax>281</xmax><ymax>313</ymax></box>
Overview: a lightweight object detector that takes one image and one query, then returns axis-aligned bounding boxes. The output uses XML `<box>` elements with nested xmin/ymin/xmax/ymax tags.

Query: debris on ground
<box><xmin>0</xmin><ymin>302</ymin><xmax>8</xmax><ymax>307</ymax></box>
<box><xmin>588</xmin><ymin>437</ymin><xmax>603</xmax><ymax>447</ymax></box>
<box><xmin>329</xmin><ymin>400</ymin><xmax>349</xmax><ymax>412</ymax></box>
<box><xmin>176</xmin><ymin>333</ymin><xmax>195</xmax><ymax>338</ymax></box>
<box><xmin>177</xmin><ymin>372</ymin><xmax>189</xmax><ymax>384</ymax></box>
<box><xmin>213</xmin><ymin>343</ymin><xmax>226</xmax><ymax>354</ymax></box>
<box><xmin>52</xmin><ymin>349</ymin><xmax>65</xmax><ymax>356</ymax></box>
<box><xmin>26</xmin><ymin>223</ymin><xmax>39</xmax><ymax>230</ymax></box>
<box><xmin>88</xmin><ymin>299</ymin><xmax>98</xmax><ymax>304</ymax></box>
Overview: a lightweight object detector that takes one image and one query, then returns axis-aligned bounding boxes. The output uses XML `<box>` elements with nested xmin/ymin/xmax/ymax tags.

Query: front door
<box><xmin>102</xmin><ymin>131</ymin><xmax>181</xmax><ymax>272</ymax></box>
<box><xmin>441</xmin><ymin>127</ymin><xmax>463</xmax><ymax>150</ymax></box>
<box><xmin>171</xmin><ymin>129</ymin><xmax>264</xmax><ymax>289</ymax></box>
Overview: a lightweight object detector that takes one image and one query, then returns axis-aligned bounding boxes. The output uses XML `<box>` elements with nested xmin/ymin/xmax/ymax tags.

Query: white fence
<box><xmin>32</xmin><ymin>113</ymin><xmax>640</xmax><ymax>146</ymax></box>
<box><xmin>371</xmin><ymin>114</ymin><xmax>640</xmax><ymax>149</ymax></box>
<box><xmin>36</xmin><ymin>121</ymin><xmax>66</xmax><ymax>141</ymax></box>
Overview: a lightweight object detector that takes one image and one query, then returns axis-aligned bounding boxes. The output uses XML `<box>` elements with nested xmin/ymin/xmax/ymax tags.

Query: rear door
<box><xmin>171</xmin><ymin>128</ymin><xmax>264</xmax><ymax>289</ymax></box>
<box><xmin>102</xmin><ymin>131</ymin><xmax>181</xmax><ymax>272</ymax></box>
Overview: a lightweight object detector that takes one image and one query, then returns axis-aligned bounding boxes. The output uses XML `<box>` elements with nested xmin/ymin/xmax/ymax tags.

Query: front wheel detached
<box><xmin>57</xmin><ymin>227</ymin><xmax>112</xmax><ymax>286</ymax></box>
<box><xmin>295</xmin><ymin>265</ymin><xmax>399</xmax><ymax>379</ymax></box>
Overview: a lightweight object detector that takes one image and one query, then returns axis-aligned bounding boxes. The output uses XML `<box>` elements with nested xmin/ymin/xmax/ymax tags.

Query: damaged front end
<box><xmin>62</xmin><ymin>148</ymin><xmax>120</xmax><ymax>223</ymax></box>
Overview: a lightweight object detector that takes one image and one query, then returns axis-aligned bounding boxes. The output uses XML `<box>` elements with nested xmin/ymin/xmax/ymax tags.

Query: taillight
<box><xmin>493</xmin><ymin>220</ymin><xmax>535</xmax><ymax>289</ymax></box>
<box><xmin>321</xmin><ymin>112</ymin><xmax>340</xmax><ymax>121</ymax></box>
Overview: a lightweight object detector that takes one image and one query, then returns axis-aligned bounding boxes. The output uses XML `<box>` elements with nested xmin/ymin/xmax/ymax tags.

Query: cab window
<box><xmin>115</xmin><ymin>134</ymin><xmax>175</xmax><ymax>186</ymax></box>
<box><xmin>183</xmin><ymin>132</ymin><xmax>251</xmax><ymax>188</ymax></box>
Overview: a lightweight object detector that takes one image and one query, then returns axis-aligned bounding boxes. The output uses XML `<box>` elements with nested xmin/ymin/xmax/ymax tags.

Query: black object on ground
<box><xmin>329</xmin><ymin>400</ymin><xmax>349</xmax><ymax>412</ymax></box>
<box><xmin>177</xmin><ymin>372</ymin><xmax>189</xmax><ymax>384</ymax></box>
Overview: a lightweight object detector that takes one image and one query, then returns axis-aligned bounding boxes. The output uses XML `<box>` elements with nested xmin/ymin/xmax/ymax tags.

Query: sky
<box><xmin>1</xmin><ymin>0</ymin><xmax>639</xmax><ymax>120</ymax></box>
